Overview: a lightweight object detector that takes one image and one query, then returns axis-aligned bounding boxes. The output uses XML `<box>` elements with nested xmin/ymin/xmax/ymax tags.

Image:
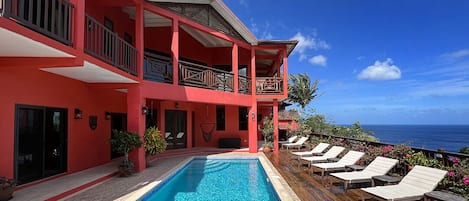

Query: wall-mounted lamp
<box><xmin>175</xmin><ymin>102</ymin><xmax>179</xmax><ymax>108</ymax></box>
<box><xmin>251</xmin><ymin>112</ymin><xmax>255</xmax><ymax>120</ymax></box>
<box><xmin>105</xmin><ymin>111</ymin><xmax>111</xmax><ymax>120</ymax></box>
<box><xmin>74</xmin><ymin>108</ymin><xmax>83</xmax><ymax>119</ymax></box>
<box><xmin>142</xmin><ymin>105</ymin><xmax>149</xmax><ymax>115</ymax></box>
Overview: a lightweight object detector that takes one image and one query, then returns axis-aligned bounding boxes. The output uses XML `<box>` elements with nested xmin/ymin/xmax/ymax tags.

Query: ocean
<box><xmin>360</xmin><ymin>125</ymin><xmax>469</xmax><ymax>153</ymax></box>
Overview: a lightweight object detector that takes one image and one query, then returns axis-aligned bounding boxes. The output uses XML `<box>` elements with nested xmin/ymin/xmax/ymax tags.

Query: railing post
<box><xmin>2</xmin><ymin>0</ymin><xmax>11</xmax><ymax>18</ymax></box>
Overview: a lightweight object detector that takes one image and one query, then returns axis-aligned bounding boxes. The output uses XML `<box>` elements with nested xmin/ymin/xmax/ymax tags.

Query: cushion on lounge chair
<box><xmin>361</xmin><ymin>165</ymin><xmax>447</xmax><ymax>201</ymax></box>
<box><xmin>331</xmin><ymin>156</ymin><xmax>398</xmax><ymax>184</ymax></box>
<box><xmin>279</xmin><ymin>135</ymin><xmax>298</xmax><ymax>145</ymax></box>
<box><xmin>291</xmin><ymin>142</ymin><xmax>330</xmax><ymax>157</ymax></box>
<box><xmin>282</xmin><ymin>137</ymin><xmax>309</xmax><ymax>150</ymax></box>
<box><xmin>300</xmin><ymin>146</ymin><xmax>345</xmax><ymax>165</ymax></box>
<box><xmin>311</xmin><ymin>150</ymin><xmax>365</xmax><ymax>177</ymax></box>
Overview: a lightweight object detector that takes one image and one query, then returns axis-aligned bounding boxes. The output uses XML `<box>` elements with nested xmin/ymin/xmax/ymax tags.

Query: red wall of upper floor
<box><xmin>0</xmin><ymin>67</ymin><xmax>127</xmax><ymax>178</ymax></box>
<box><xmin>85</xmin><ymin>2</ymin><xmax>136</xmax><ymax>44</ymax></box>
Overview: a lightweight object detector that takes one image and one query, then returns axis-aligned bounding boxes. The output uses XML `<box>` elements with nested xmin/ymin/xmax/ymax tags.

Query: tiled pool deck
<box><xmin>10</xmin><ymin>149</ymin><xmax>300</xmax><ymax>201</ymax></box>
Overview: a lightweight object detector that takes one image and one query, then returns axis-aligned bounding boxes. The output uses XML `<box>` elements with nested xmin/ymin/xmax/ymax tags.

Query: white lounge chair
<box><xmin>290</xmin><ymin>142</ymin><xmax>330</xmax><ymax>160</ymax></box>
<box><xmin>279</xmin><ymin>135</ymin><xmax>298</xmax><ymax>147</ymax></box>
<box><xmin>300</xmin><ymin>146</ymin><xmax>345</xmax><ymax>167</ymax></box>
<box><xmin>311</xmin><ymin>150</ymin><xmax>365</xmax><ymax>178</ymax></box>
<box><xmin>329</xmin><ymin>156</ymin><xmax>399</xmax><ymax>191</ymax></box>
<box><xmin>282</xmin><ymin>136</ymin><xmax>309</xmax><ymax>150</ymax></box>
<box><xmin>360</xmin><ymin>165</ymin><xmax>448</xmax><ymax>201</ymax></box>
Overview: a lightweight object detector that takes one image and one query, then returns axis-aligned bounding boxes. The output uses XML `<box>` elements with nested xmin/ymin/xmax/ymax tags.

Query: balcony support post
<box><xmin>71</xmin><ymin>0</ymin><xmax>84</xmax><ymax>51</ymax></box>
<box><xmin>232</xmin><ymin>43</ymin><xmax>239</xmax><ymax>93</ymax></box>
<box><xmin>249</xmin><ymin>48</ymin><xmax>258</xmax><ymax>153</ymax></box>
<box><xmin>273</xmin><ymin>99</ymin><xmax>279</xmax><ymax>153</ymax></box>
<box><xmin>171</xmin><ymin>19</ymin><xmax>179</xmax><ymax>85</ymax></box>
<box><xmin>135</xmin><ymin>1</ymin><xmax>144</xmax><ymax>79</ymax></box>
<box><xmin>127</xmin><ymin>86</ymin><xmax>146</xmax><ymax>172</ymax></box>
<box><xmin>282</xmin><ymin>49</ymin><xmax>288</xmax><ymax>97</ymax></box>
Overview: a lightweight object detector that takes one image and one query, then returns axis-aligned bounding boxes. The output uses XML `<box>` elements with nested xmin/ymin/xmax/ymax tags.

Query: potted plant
<box><xmin>0</xmin><ymin>177</ymin><xmax>16</xmax><ymax>201</ymax></box>
<box><xmin>144</xmin><ymin>127</ymin><xmax>167</xmax><ymax>166</ymax></box>
<box><xmin>110</xmin><ymin>130</ymin><xmax>142</xmax><ymax>176</ymax></box>
<box><xmin>259</xmin><ymin>116</ymin><xmax>274</xmax><ymax>152</ymax></box>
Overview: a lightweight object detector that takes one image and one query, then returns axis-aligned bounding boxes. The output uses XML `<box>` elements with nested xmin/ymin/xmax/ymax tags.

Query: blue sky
<box><xmin>225</xmin><ymin>0</ymin><xmax>469</xmax><ymax>125</ymax></box>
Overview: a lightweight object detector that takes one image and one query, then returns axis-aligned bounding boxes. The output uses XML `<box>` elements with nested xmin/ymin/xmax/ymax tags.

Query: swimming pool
<box><xmin>139</xmin><ymin>158</ymin><xmax>280</xmax><ymax>201</ymax></box>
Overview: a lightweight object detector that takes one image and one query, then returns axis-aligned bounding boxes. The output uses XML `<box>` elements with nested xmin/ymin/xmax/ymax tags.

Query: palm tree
<box><xmin>287</xmin><ymin>73</ymin><xmax>320</xmax><ymax>116</ymax></box>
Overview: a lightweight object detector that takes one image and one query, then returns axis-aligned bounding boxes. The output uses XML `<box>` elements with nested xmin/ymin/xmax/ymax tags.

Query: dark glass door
<box><xmin>165</xmin><ymin>110</ymin><xmax>187</xmax><ymax>149</ymax></box>
<box><xmin>15</xmin><ymin>105</ymin><xmax>67</xmax><ymax>185</ymax></box>
<box><xmin>110</xmin><ymin>113</ymin><xmax>127</xmax><ymax>159</ymax></box>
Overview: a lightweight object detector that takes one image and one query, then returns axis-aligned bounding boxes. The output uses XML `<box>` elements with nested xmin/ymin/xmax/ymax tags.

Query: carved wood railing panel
<box><xmin>238</xmin><ymin>75</ymin><xmax>251</xmax><ymax>94</ymax></box>
<box><xmin>143</xmin><ymin>52</ymin><xmax>172</xmax><ymax>84</ymax></box>
<box><xmin>179</xmin><ymin>61</ymin><xmax>234</xmax><ymax>92</ymax></box>
<box><xmin>256</xmin><ymin>77</ymin><xmax>284</xmax><ymax>95</ymax></box>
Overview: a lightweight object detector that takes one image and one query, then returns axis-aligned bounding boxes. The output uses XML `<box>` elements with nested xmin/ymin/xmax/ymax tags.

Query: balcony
<box><xmin>1</xmin><ymin>0</ymin><xmax>74</xmax><ymax>46</ymax></box>
<box><xmin>256</xmin><ymin>77</ymin><xmax>284</xmax><ymax>95</ymax></box>
<box><xmin>84</xmin><ymin>14</ymin><xmax>137</xmax><ymax>76</ymax></box>
<box><xmin>143</xmin><ymin>52</ymin><xmax>252</xmax><ymax>94</ymax></box>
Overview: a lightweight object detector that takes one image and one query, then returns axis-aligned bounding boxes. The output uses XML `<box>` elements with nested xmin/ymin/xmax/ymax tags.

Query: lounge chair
<box><xmin>282</xmin><ymin>136</ymin><xmax>309</xmax><ymax>150</ymax></box>
<box><xmin>360</xmin><ymin>165</ymin><xmax>447</xmax><ymax>201</ymax></box>
<box><xmin>290</xmin><ymin>142</ymin><xmax>330</xmax><ymax>160</ymax></box>
<box><xmin>300</xmin><ymin>146</ymin><xmax>345</xmax><ymax>167</ymax></box>
<box><xmin>279</xmin><ymin>135</ymin><xmax>298</xmax><ymax>147</ymax></box>
<box><xmin>329</xmin><ymin>156</ymin><xmax>398</xmax><ymax>191</ymax></box>
<box><xmin>311</xmin><ymin>150</ymin><xmax>365</xmax><ymax>178</ymax></box>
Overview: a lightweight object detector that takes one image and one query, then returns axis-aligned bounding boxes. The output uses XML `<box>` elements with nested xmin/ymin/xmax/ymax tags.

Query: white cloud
<box><xmin>250</xmin><ymin>19</ymin><xmax>273</xmax><ymax>39</ymax></box>
<box><xmin>357</xmin><ymin>58</ymin><xmax>402</xmax><ymax>80</ymax></box>
<box><xmin>308</xmin><ymin>55</ymin><xmax>327</xmax><ymax>66</ymax></box>
<box><xmin>239</xmin><ymin>0</ymin><xmax>248</xmax><ymax>7</ymax></box>
<box><xmin>441</xmin><ymin>49</ymin><xmax>469</xmax><ymax>59</ymax></box>
<box><xmin>290</xmin><ymin>32</ymin><xmax>330</xmax><ymax>61</ymax></box>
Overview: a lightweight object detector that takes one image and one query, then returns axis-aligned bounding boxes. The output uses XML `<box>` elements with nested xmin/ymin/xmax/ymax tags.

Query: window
<box><xmin>238</xmin><ymin>107</ymin><xmax>248</xmax><ymax>130</ymax></box>
<box><xmin>216</xmin><ymin>105</ymin><xmax>225</xmax><ymax>130</ymax></box>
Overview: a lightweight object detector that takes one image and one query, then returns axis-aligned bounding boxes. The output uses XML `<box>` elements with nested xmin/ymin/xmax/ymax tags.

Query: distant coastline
<box><xmin>357</xmin><ymin>124</ymin><xmax>469</xmax><ymax>153</ymax></box>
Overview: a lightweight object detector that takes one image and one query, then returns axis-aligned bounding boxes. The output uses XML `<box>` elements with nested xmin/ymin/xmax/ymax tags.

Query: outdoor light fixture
<box><xmin>142</xmin><ymin>106</ymin><xmax>149</xmax><ymax>115</ymax></box>
<box><xmin>74</xmin><ymin>108</ymin><xmax>83</xmax><ymax>119</ymax></box>
<box><xmin>105</xmin><ymin>112</ymin><xmax>111</xmax><ymax>120</ymax></box>
<box><xmin>175</xmin><ymin>102</ymin><xmax>179</xmax><ymax>108</ymax></box>
<box><xmin>251</xmin><ymin>112</ymin><xmax>255</xmax><ymax>120</ymax></box>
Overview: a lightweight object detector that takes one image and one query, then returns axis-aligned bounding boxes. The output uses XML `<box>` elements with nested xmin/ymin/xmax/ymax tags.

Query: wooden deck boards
<box><xmin>265</xmin><ymin>150</ymin><xmax>367</xmax><ymax>201</ymax></box>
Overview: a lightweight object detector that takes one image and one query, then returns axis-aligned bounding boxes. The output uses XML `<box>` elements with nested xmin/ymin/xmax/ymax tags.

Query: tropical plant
<box><xmin>0</xmin><ymin>177</ymin><xmax>16</xmax><ymax>201</ymax></box>
<box><xmin>441</xmin><ymin>158</ymin><xmax>469</xmax><ymax>198</ymax></box>
<box><xmin>460</xmin><ymin>147</ymin><xmax>469</xmax><ymax>154</ymax></box>
<box><xmin>287</xmin><ymin>73</ymin><xmax>320</xmax><ymax>115</ymax></box>
<box><xmin>144</xmin><ymin>127</ymin><xmax>167</xmax><ymax>158</ymax></box>
<box><xmin>110</xmin><ymin>130</ymin><xmax>142</xmax><ymax>176</ymax></box>
<box><xmin>259</xmin><ymin>115</ymin><xmax>274</xmax><ymax>147</ymax></box>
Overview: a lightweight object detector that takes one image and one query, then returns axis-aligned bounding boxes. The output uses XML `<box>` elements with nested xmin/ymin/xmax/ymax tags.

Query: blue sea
<box><xmin>360</xmin><ymin>125</ymin><xmax>469</xmax><ymax>153</ymax></box>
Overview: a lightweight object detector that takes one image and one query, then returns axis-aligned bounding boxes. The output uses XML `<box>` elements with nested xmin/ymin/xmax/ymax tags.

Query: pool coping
<box><xmin>115</xmin><ymin>153</ymin><xmax>300</xmax><ymax>201</ymax></box>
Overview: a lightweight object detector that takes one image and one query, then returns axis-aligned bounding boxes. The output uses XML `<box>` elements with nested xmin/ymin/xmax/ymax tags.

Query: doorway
<box><xmin>165</xmin><ymin>110</ymin><xmax>187</xmax><ymax>149</ymax></box>
<box><xmin>110</xmin><ymin>113</ymin><xmax>127</xmax><ymax>159</ymax></box>
<box><xmin>15</xmin><ymin>105</ymin><xmax>68</xmax><ymax>185</ymax></box>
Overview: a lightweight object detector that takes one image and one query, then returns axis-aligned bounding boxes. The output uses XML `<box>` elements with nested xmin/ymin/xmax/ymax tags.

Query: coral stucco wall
<box><xmin>0</xmin><ymin>67</ymin><xmax>126</xmax><ymax>178</ymax></box>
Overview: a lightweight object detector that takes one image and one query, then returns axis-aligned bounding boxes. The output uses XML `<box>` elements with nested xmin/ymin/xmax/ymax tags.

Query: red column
<box><xmin>71</xmin><ymin>0</ymin><xmax>84</xmax><ymax>52</ymax></box>
<box><xmin>282</xmin><ymin>50</ymin><xmax>288</xmax><ymax>97</ymax></box>
<box><xmin>171</xmin><ymin>19</ymin><xmax>179</xmax><ymax>85</ymax></box>
<box><xmin>232</xmin><ymin>43</ymin><xmax>238</xmax><ymax>93</ymax></box>
<box><xmin>127</xmin><ymin>86</ymin><xmax>146</xmax><ymax>171</ymax></box>
<box><xmin>273</xmin><ymin>99</ymin><xmax>279</xmax><ymax>153</ymax></box>
<box><xmin>248</xmin><ymin>48</ymin><xmax>258</xmax><ymax>153</ymax></box>
<box><xmin>135</xmin><ymin>2</ymin><xmax>144</xmax><ymax>80</ymax></box>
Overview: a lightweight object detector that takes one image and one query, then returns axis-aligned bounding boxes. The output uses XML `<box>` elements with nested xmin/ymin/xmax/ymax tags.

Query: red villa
<box><xmin>0</xmin><ymin>0</ymin><xmax>297</xmax><ymax>185</ymax></box>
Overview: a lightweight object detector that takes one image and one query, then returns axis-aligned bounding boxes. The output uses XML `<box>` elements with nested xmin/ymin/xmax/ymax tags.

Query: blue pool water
<box><xmin>140</xmin><ymin>158</ymin><xmax>280</xmax><ymax>201</ymax></box>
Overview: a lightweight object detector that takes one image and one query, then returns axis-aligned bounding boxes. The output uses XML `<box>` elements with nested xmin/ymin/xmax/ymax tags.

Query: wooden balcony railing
<box><xmin>84</xmin><ymin>14</ymin><xmax>137</xmax><ymax>76</ymax></box>
<box><xmin>2</xmin><ymin>0</ymin><xmax>74</xmax><ymax>46</ymax></box>
<box><xmin>238</xmin><ymin>75</ymin><xmax>251</xmax><ymax>94</ymax></box>
<box><xmin>256</xmin><ymin>77</ymin><xmax>284</xmax><ymax>95</ymax></box>
<box><xmin>179</xmin><ymin>61</ymin><xmax>234</xmax><ymax>92</ymax></box>
<box><xmin>143</xmin><ymin>52</ymin><xmax>172</xmax><ymax>84</ymax></box>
